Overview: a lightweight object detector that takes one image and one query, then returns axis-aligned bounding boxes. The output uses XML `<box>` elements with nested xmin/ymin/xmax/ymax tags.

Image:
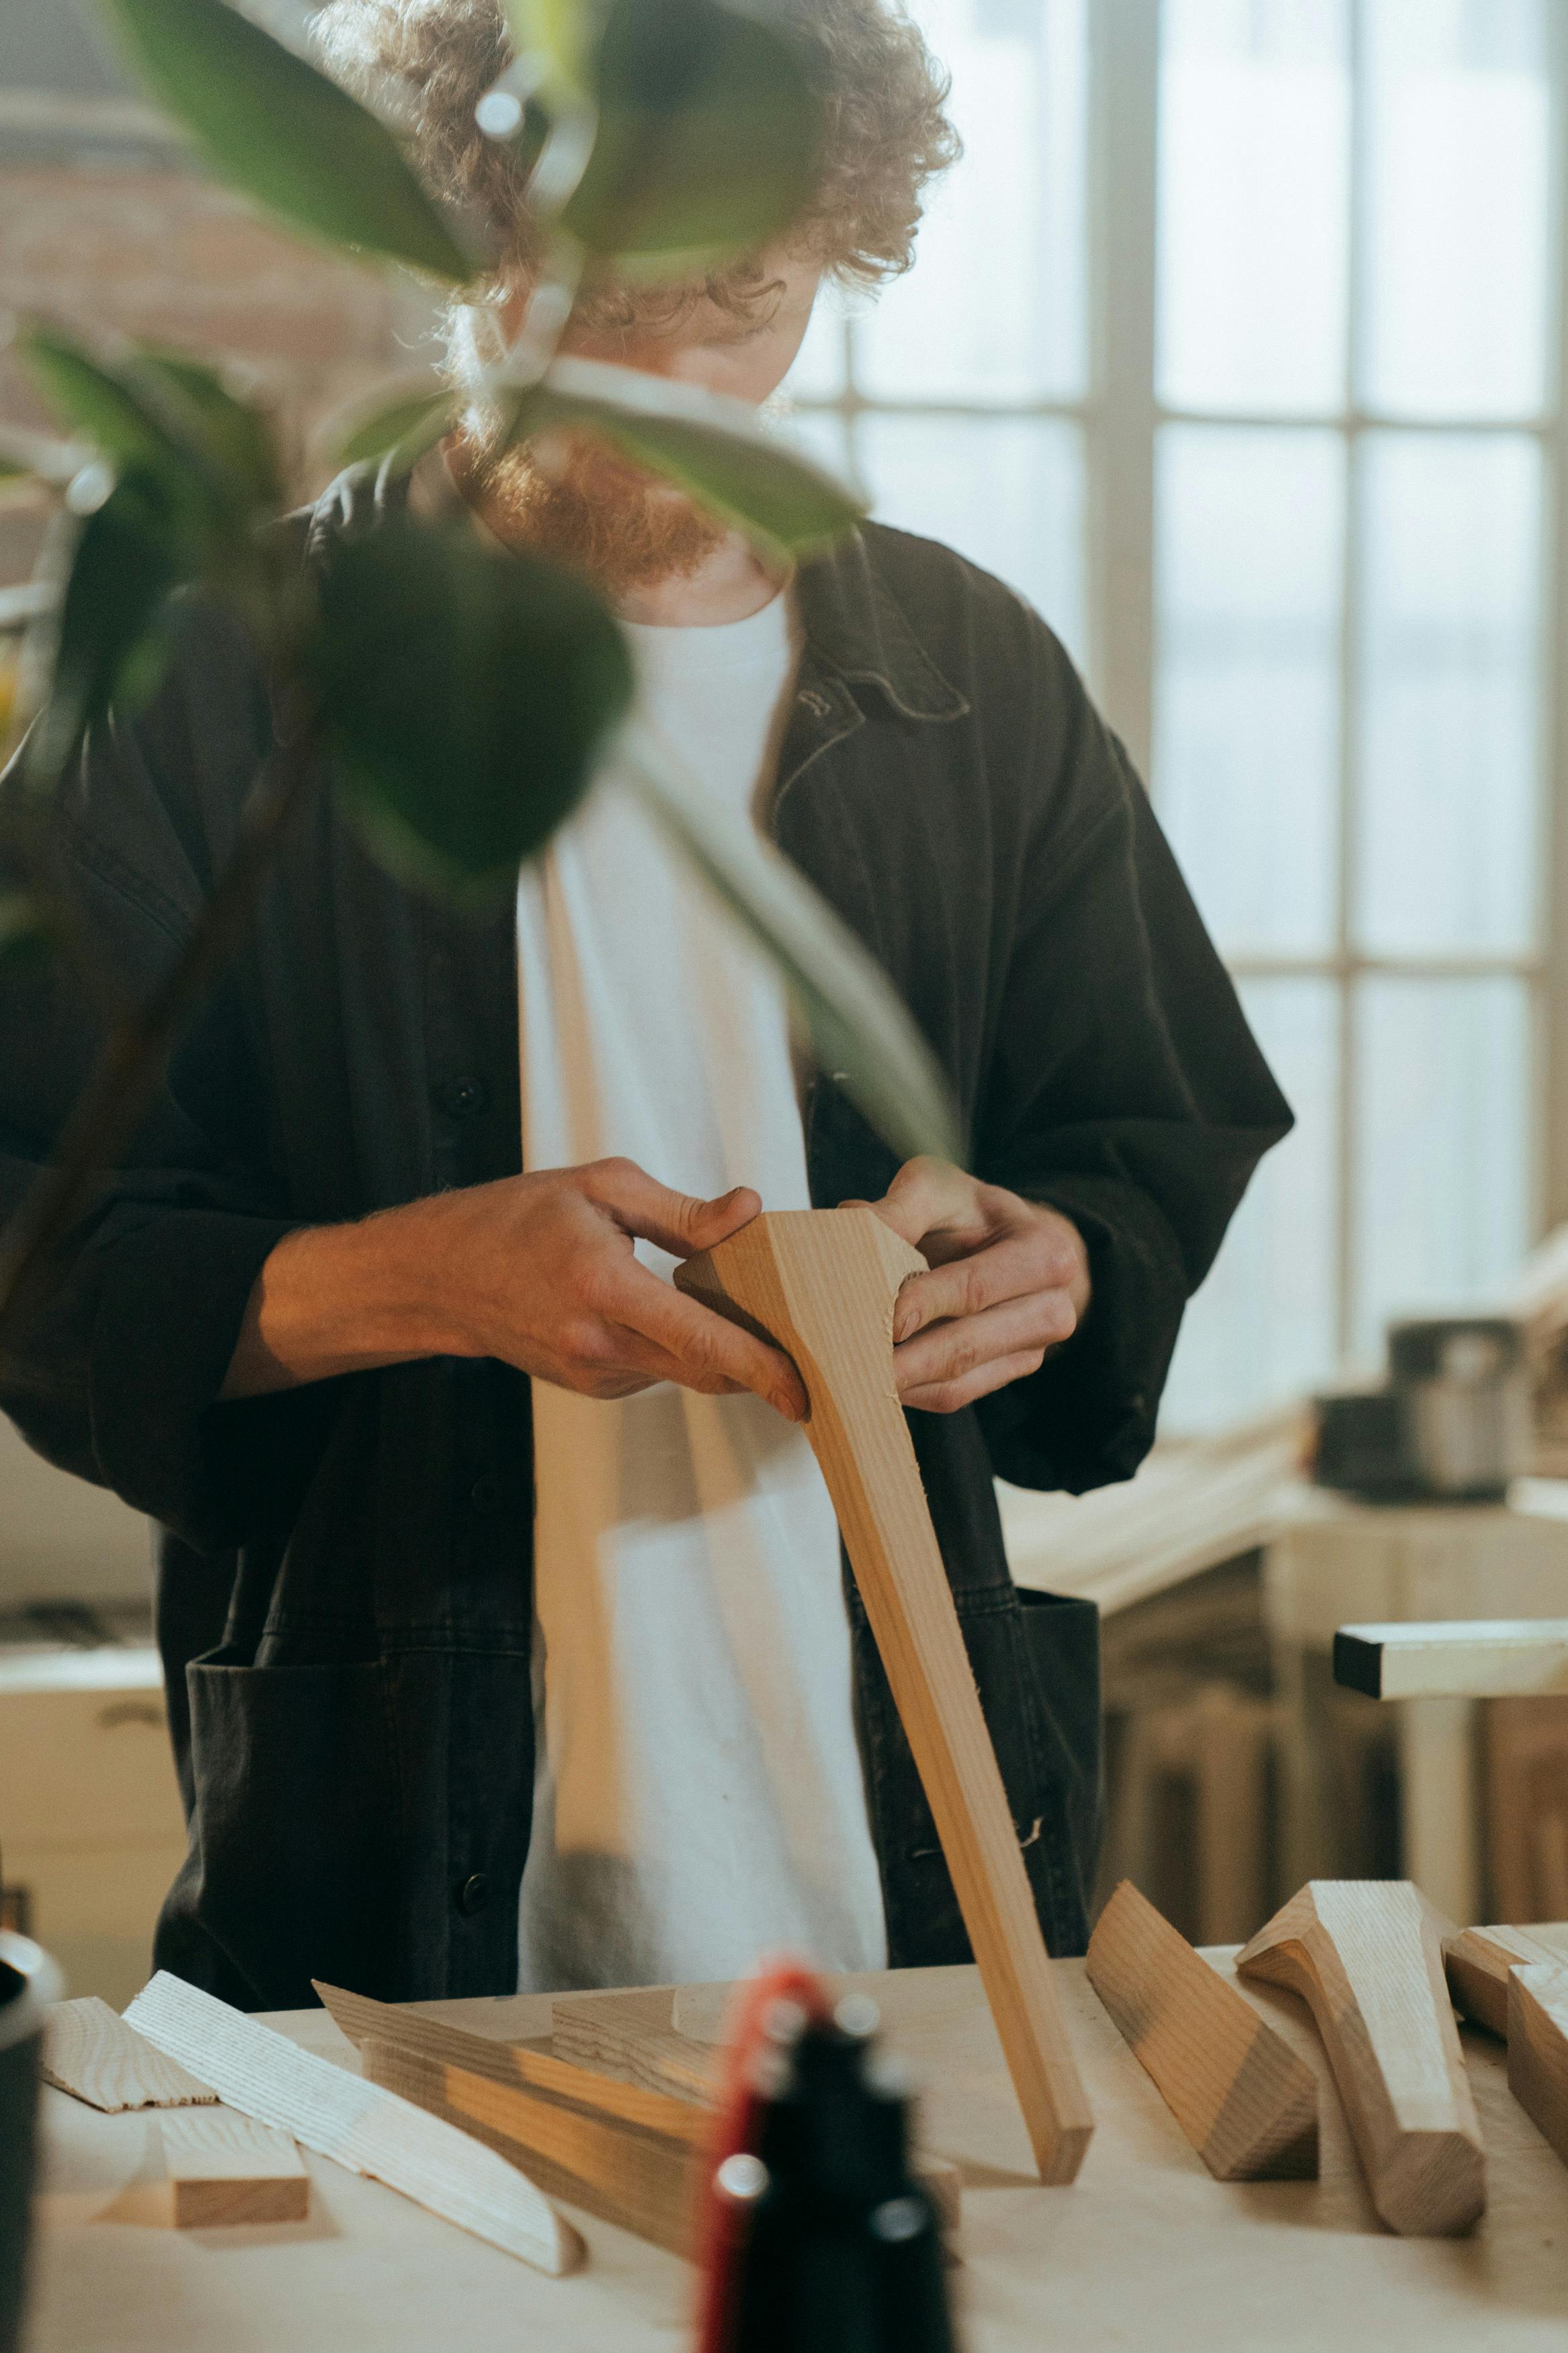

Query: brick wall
<box><xmin>0</xmin><ymin>149</ymin><xmax>443</xmax><ymax>586</ymax></box>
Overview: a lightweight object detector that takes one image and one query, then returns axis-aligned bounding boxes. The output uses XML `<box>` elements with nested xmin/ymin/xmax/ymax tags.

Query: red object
<box><xmin>694</xmin><ymin>1960</ymin><xmax>833</xmax><ymax>2353</ymax></box>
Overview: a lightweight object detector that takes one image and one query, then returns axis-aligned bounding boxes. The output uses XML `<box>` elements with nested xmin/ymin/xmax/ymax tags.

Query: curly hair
<box><xmin>311</xmin><ymin>0</ymin><xmax>958</xmax><ymax>294</ymax></box>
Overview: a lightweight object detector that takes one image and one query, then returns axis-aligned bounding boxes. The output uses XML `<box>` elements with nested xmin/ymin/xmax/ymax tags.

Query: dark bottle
<box><xmin>716</xmin><ymin>2005</ymin><xmax>957</xmax><ymax>2353</ymax></box>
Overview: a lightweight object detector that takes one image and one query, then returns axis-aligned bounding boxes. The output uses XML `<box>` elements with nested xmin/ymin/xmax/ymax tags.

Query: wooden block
<box><xmin>360</xmin><ymin>2037</ymin><xmax>700</xmax><ymax>2258</ymax></box>
<box><xmin>1442</xmin><ymin>1924</ymin><xmax>1568</xmax><ymax>2037</ymax></box>
<box><xmin>1506</xmin><ymin>1961</ymin><xmax>1568</xmax><ymax>2165</ymax></box>
<box><xmin>676</xmin><ymin>1207</ymin><xmax>1094</xmax><ymax>2184</ymax></box>
<box><xmin>161</xmin><ymin>2108</ymin><xmax>309</xmax><ymax>2228</ymax></box>
<box><xmin>1236</xmin><ymin>1881</ymin><xmax>1484</xmax><ymax>2236</ymax></box>
<box><xmin>314</xmin><ymin>1981</ymin><xmax>706</xmax><ymax>2145</ymax></box>
<box><xmin>122</xmin><ymin>1973</ymin><xmax>583</xmax><ymax>2276</ymax></box>
<box><xmin>1335</xmin><ymin>1620</ymin><xmax>1568</xmax><ymax>1700</ymax></box>
<box><xmin>550</xmin><ymin>1990</ymin><xmax>715</xmax><ymax>2106</ymax></box>
<box><xmin>1085</xmin><ymin>1880</ymin><xmax>1318</xmax><ymax>2181</ymax></box>
<box><xmin>42</xmin><ymin>1995</ymin><xmax>218</xmax><ymax>2112</ymax></box>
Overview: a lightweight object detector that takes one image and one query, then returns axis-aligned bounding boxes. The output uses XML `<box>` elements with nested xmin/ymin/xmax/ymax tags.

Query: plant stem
<box><xmin>0</xmin><ymin>697</ymin><xmax>321</xmax><ymax>1367</ymax></box>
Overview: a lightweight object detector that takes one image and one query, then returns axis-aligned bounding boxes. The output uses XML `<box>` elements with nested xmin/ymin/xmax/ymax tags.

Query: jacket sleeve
<box><xmin>0</xmin><ymin>599</ymin><xmax>331</xmax><ymax>1552</ymax></box>
<box><xmin>973</xmin><ymin>627</ymin><xmax>1292</xmax><ymax>1494</ymax></box>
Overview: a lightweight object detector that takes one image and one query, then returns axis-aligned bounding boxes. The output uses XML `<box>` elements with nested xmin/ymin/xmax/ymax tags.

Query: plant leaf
<box><xmin>28</xmin><ymin>468</ymin><xmax>184</xmax><ymax>785</ymax></box>
<box><xmin>0</xmin><ymin>425</ymin><xmax>82</xmax><ymax>489</ymax></box>
<box><xmin>523</xmin><ymin>356</ymin><xmax>864</xmax><ymax>558</ymax></box>
<box><xmin>98</xmin><ymin>0</ymin><xmax>474</xmax><ymax>283</ymax></box>
<box><xmin>562</xmin><ymin>0</ymin><xmax>822</xmax><ymax>268</ymax></box>
<box><xmin>308</xmin><ymin>517</ymin><xmax>634</xmax><ymax>903</ymax></box>
<box><xmin>502</xmin><ymin>0</ymin><xmax>595</xmax><ymax>104</ymax></box>
<box><xmin>331</xmin><ymin>383</ymin><xmax>460</xmax><ymax>472</ymax></box>
<box><xmin>136</xmin><ymin>350</ymin><xmax>283</xmax><ymax>513</ymax></box>
<box><xmin>621</xmin><ymin>724</ymin><xmax>962</xmax><ymax>1166</ymax></box>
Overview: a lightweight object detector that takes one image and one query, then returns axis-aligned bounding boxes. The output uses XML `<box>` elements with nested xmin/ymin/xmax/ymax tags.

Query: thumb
<box><xmin>585</xmin><ymin>1160</ymin><xmax>761</xmax><ymax>1258</ymax></box>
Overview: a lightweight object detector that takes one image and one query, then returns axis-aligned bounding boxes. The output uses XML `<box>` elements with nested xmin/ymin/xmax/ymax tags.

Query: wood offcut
<box><xmin>161</xmin><ymin>2108</ymin><xmax>309</xmax><ymax>2227</ymax></box>
<box><xmin>1085</xmin><ymin>1880</ymin><xmax>1317</xmax><ymax>2180</ymax></box>
<box><xmin>677</xmin><ymin>1207</ymin><xmax>1094</xmax><ymax>2184</ymax></box>
<box><xmin>41</xmin><ymin>1995</ymin><xmax>217</xmax><ymax>2112</ymax></box>
<box><xmin>1442</xmin><ymin>1925</ymin><xmax>1568</xmax><ymax>2038</ymax></box>
<box><xmin>1506</xmin><ymin>1962</ymin><xmax>1568</xmax><ymax>2166</ymax></box>
<box><xmin>122</xmin><ymin>1973</ymin><xmax>582</xmax><ymax>2276</ymax></box>
<box><xmin>1237</xmin><ymin>1881</ymin><xmax>1484</xmax><ymax>2236</ymax></box>
<box><xmin>1335</xmin><ymin>1621</ymin><xmax>1568</xmax><ymax>1701</ymax></box>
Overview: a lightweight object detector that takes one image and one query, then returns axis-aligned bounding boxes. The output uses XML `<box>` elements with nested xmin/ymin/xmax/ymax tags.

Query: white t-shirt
<box><xmin>513</xmin><ymin>589</ymin><xmax>889</xmax><ymax>1993</ymax></box>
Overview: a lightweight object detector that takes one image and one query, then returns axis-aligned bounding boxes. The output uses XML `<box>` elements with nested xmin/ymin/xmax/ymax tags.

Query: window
<box><xmin>785</xmin><ymin>0</ymin><xmax>1567</xmax><ymax>1430</ymax></box>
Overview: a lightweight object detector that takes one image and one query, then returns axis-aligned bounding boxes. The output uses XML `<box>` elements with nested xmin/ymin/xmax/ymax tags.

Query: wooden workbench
<box><xmin>24</xmin><ymin>1954</ymin><xmax>1568</xmax><ymax>2351</ymax></box>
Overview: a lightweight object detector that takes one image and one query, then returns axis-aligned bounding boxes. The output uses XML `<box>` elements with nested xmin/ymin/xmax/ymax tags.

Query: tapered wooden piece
<box><xmin>550</xmin><ymin>1990</ymin><xmax>716</xmax><ymax>2105</ymax></box>
<box><xmin>677</xmin><ymin>1206</ymin><xmax>1094</xmax><ymax>2184</ymax></box>
<box><xmin>1507</xmin><ymin>1962</ymin><xmax>1568</xmax><ymax>2164</ymax></box>
<box><xmin>1086</xmin><ymin>1880</ymin><xmax>1317</xmax><ymax>2180</ymax></box>
<box><xmin>161</xmin><ymin>2108</ymin><xmax>308</xmax><ymax>2227</ymax></box>
<box><xmin>1442</xmin><ymin>1925</ymin><xmax>1568</xmax><ymax>2038</ymax></box>
<box><xmin>123</xmin><ymin>1974</ymin><xmax>582</xmax><ymax>2276</ymax></box>
<box><xmin>1235</xmin><ymin>1882</ymin><xmax>1484</xmax><ymax>2236</ymax></box>
<box><xmin>42</xmin><ymin>1995</ymin><xmax>217</xmax><ymax>2112</ymax></box>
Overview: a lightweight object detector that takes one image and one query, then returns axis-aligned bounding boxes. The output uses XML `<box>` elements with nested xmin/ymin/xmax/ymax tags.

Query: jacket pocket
<box><xmin>155</xmin><ymin>1650</ymin><xmax>401</xmax><ymax>2010</ymax></box>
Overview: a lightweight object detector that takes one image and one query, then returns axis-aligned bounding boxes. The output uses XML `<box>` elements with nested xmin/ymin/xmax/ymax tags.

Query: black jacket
<box><xmin>0</xmin><ymin>479</ymin><xmax>1291</xmax><ymax>2007</ymax></box>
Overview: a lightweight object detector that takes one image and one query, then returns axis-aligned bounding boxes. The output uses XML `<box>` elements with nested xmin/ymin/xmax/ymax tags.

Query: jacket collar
<box><xmin>794</xmin><ymin>530</ymin><xmax>969</xmax><ymax>724</ymax></box>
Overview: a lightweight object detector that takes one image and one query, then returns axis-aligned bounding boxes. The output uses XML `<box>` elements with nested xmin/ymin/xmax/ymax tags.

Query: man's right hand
<box><xmin>221</xmin><ymin>1158</ymin><xmax>807</xmax><ymax>1422</ymax></box>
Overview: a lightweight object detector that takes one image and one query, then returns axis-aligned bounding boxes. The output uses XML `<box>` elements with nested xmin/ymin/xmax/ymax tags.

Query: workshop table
<box><xmin>24</xmin><ymin>1955</ymin><xmax>1568</xmax><ymax>2352</ymax></box>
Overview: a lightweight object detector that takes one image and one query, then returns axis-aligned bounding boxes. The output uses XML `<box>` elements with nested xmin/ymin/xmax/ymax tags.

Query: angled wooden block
<box><xmin>123</xmin><ymin>1973</ymin><xmax>582</xmax><ymax>2276</ymax></box>
<box><xmin>161</xmin><ymin>2108</ymin><xmax>308</xmax><ymax>2228</ymax></box>
<box><xmin>42</xmin><ymin>1995</ymin><xmax>217</xmax><ymax>2112</ymax></box>
<box><xmin>315</xmin><ymin>1981</ymin><xmax>706</xmax><ymax>2145</ymax></box>
<box><xmin>550</xmin><ymin>1990</ymin><xmax>715</xmax><ymax>2106</ymax></box>
<box><xmin>1236</xmin><ymin>1882</ymin><xmax>1484</xmax><ymax>2236</ymax></box>
<box><xmin>677</xmin><ymin>1206</ymin><xmax>1093</xmax><ymax>2184</ymax></box>
<box><xmin>1442</xmin><ymin>1925</ymin><xmax>1568</xmax><ymax>2038</ymax></box>
<box><xmin>1507</xmin><ymin>1961</ymin><xmax>1568</xmax><ymax>2165</ymax></box>
<box><xmin>360</xmin><ymin>2038</ymin><xmax>700</xmax><ymax>2257</ymax></box>
<box><xmin>1086</xmin><ymin>1880</ymin><xmax>1317</xmax><ymax>2181</ymax></box>
<box><xmin>1335</xmin><ymin>1620</ymin><xmax>1568</xmax><ymax>1701</ymax></box>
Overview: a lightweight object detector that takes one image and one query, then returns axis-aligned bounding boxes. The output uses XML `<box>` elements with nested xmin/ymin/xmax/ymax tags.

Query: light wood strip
<box><xmin>1507</xmin><ymin>1962</ymin><xmax>1568</xmax><ymax>2165</ymax></box>
<box><xmin>550</xmin><ymin>1990</ymin><xmax>715</xmax><ymax>2106</ymax></box>
<box><xmin>1442</xmin><ymin>1925</ymin><xmax>1568</xmax><ymax>2038</ymax></box>
<box><xmin>1335</xmin><ymin>1621</ymin><xmax>1568</xmax><ymax>1701</ymax></box>
<box><xmin>42</xmin><ymin>1996</ymin><xmax>217</xmax><ymax>2112</ymax></box>
<box><xmin>161</xmin><ymin>2108</ymin><xmax>308</xmax><ymax>2228</ymax></box>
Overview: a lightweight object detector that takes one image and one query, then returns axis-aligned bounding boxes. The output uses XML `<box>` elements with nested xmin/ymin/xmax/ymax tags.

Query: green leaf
<box><xmin>308</xmin><ymin>518</ymin><xmax>634</xmax><ymax>903</ymax></box>
<box><xmin>524</xmin><ymin>356</ymin><xmax>864</xmax><ymax>559</ymax></box>
<box><xmin>136</xmin><ymin>350</ymin><xmax>283</xmax><ymax>513</ymax></box>
<box><xmin>29</xmin><ymin>468</ymin><xmax>184</xmax><ymax>784</ymax></box>
<box><xmin>621</xmin><ymin>725</ymin><xmax>962</xmax><ymax>1166</ymax></box>
<box><xmin>98</xmin><ymin>0</ymin><xmax>474</xmax><ymax>282</ymax></box>
<box><xmin>24</xmin><ymin>325</ymin><xmax>198</xmax><ymax>503</ymax></box>
<box><xmin>503</xmin><ymin>0</ymin><xmax>595</xmax><ymax>105</ymax></box>
<box><xmin>331</xmin><ymin>383</ymin><xmax>460</xmax><ymax>472</ymax></box>
<box><xmin>562</xmin><ymin>0</ymin><xmax>823</xmax><ymax>269</ymax></box>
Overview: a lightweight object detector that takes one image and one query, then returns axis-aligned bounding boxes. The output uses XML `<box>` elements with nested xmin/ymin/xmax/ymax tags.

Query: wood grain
<box><xmin>161</xmin><ymin>2108</ymin><xmax>308</xmax><ymax>2227</ymax></box>
<box><xmin>1086</xmin><ymin>1880</ymin><xmax>1317</xmax><ymax>2180</ymax></box>
<box><xmin>360</xmin><ymin>2038</ymin><xmax>700</xmax><ymax>2257</ymax></box>
<box><xmin>41</xmin><ymin>1996</ymin><xmax>217</xmax><ymax>2112</ymax></box>
<box><xmin>1442</xmin><ymin>1925</ymin><xmax>1568</xmax><ymax>2038</ymax></box>
<box><xmin>1506</xmin><ymin>1961</ymin><xmax>1568</xmax><ymax>2165</ymax></box>
<box><xmin>550</xmin><ymin>1990</ymin><xmax>715</xmax><ymax>2105</ymax></box>
<box><xmin>122</xmin><ymin>1973</ymin><xmax>582</xmax><ymax>2276</ymax></box>
<box><xmin>676</xmin><ymin>1206</ymin><xmax>1094</xmax><ymax>2184</ymax></box>
<box><xmin>1236</xmin><ymin>1881</ymin><xmax>1484</xmax><ymax>2235</ymax></box>
<box><xmin>1335</xmin><ymin>1620</ymin><xmax>1568</xmax><ymax>1700</ymax></box>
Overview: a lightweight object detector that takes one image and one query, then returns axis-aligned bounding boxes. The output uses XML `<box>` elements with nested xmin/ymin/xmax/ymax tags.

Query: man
<box><xmin>0</xmin><ymin>0</ymin><xmax>1290</xmax><ymax>2009</ymax></box>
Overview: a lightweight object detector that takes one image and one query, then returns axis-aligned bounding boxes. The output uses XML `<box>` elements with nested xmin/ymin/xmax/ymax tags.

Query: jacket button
<box><xmin>431</xmin><ymin>1074</ymin><xmax>491</xmax><ymax>1119</ymax></box>
<box><xmin>469</xmin><ymin>1474</ymin><xmax>499</xmax><ymax>1511</ymax></box>
<box><xmin>456</xmin><ymin>1872</ymin><xmax>489</xmax><ymax>1917</ymax></box>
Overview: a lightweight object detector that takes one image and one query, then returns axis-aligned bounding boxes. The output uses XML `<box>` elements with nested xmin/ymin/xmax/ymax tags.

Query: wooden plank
<box><xmin>314</xmin><ymin>1981</ymin><xmax>706</xmax><ymax>2145</ymax></box>
<box><xmin>1506</xmin><ymin>1961</ymin><xmax>1568</xmax><ymax>2165</ymax></box>
<box><xmin>122</xmin><ymin>1973</ymin><xmax>583</xmax><ymax>2276</ymax></box>
<box><xmin>1335</xmin><ymin>1620</ymin><xmax>1568</xmax><ymax>1700</ymax></box>
<box><xmin>1236</xmin><ymin>1881</ymin><xmax>1484</xmax><ymax>2235</ymax></box>
<box><xmin>161</xmin><ymin>2108</ymin><xmax>308</xmax><ymax>2228</ymax></box>
<box><xmin>676</xmin><ymin>1207</ymin><xmax>1094</xmax><ymax>2184</ymax></box>
<box><xmin>550</xmin><ymin>1990</ymin><xmax>715</xmax><ymax>2105</ymax></box>
<box><xmin>1442</xmin><ymin>1925</ymin><xmax>1568</xmax><ymax>2037</ymax></box>
<box><xmin>1085</xmin><ymin>1880</ymin><xmax>1317</xmax><ymax>2181</ymax></box>
<box><xmin>360</xmin><ymin>2038</ymin><xmax>699</xmax><ymax>2258</ymax></box>
<box><xmin>41</xmin><ymin>1996</ymin><xmax>217</xmax><ymax>2112</ymax></box>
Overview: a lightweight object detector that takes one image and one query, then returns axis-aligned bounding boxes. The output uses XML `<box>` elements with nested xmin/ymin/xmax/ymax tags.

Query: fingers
<box><xmin>611</xmin><ymin>1254</ymin><xmax>809</xmax><ymax>1422</ymax></box>
<box><xmin>893</xmin><ymin>1225</ymin><xmax>1081</xmax><ymax>1343</ymax></box>
<box><xmin>901</xmin><ymin>1350</ymin><xmax>1052</xmax><ymax>1415</ymax></box>
<box><xmin>862</xmin><ymin>1155</ymin><xmax>983</xmax><ymax>1250</ymax></box>
<box><xmin>894</xmin><ymin>1289</ymin><xmax>1075</xmax><ymax>1397</ymax></box>
<box><xmin>580</xmin><ymin>1157</ymin><xmax>761</xmax><ymax>1260</ymax></box>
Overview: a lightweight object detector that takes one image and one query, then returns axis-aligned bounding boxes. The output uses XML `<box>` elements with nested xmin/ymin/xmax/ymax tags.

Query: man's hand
<box><xmin>862</xmin><ymin>1158</ymin><xmax>1090</xmax><ymax>1414</ymax></box>
<box><xmin>222</xmin><ymin>1158</ymin><xmax>808</xmax><ymax>1422</ymax></box>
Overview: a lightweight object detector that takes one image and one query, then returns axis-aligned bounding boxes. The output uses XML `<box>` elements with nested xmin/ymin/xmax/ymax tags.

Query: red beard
<box><xmin>463</xmin><ymin>432</ymin><xmax>727</xmax><ymax>596</ymax></box>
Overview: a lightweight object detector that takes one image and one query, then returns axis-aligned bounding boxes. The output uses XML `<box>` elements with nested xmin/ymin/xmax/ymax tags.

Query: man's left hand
<box><xmin>862</xmin><ymin>1158</ymin><xmax>1090</xmax><ymax>1414</ymax></box>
